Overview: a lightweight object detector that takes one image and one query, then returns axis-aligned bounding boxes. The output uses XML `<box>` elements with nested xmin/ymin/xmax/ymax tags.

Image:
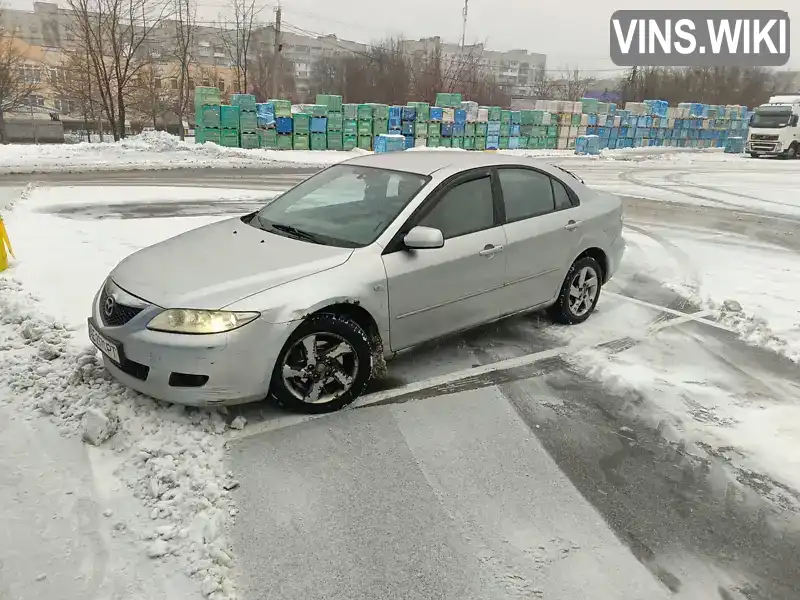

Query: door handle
<box><xmin>479</xmin><ymin>244</ymin><xmax>504</xmax><ymax>257</ymax></box>
<box><xmin>564</xmin><ymin>220</ymin><xmax>582</xmax><ymax>231</ymax></box>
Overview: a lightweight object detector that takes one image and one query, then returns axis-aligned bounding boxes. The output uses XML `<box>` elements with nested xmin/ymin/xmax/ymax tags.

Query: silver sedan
<box><xmin>88</xmin><ymin>151</ymin><xmax>625</xmax><ymax>413</ymax></box>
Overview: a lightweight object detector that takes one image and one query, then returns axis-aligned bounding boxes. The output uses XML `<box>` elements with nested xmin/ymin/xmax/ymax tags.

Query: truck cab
<box><xmin>746</xmin><ymin>94</ymin><xmax>800</xmax><ymax>159</ymax></box>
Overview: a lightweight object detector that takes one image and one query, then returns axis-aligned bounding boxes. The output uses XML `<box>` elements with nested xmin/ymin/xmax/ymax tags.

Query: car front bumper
<box><xmin>90</xmin><ymin>284</ymin><xmax>294</xmax><ymax>407</ymax></box>
<box><xmin>746</xmin><ymin>141</ymin><xmax>783</xmax><ymax>155</ymax></box>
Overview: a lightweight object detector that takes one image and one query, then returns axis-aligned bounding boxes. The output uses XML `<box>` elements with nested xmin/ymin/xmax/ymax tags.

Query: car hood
<box><xmin>111</xmin><ymin>216</ymin><xmax>353</xmax><ymax>309</ymax></box>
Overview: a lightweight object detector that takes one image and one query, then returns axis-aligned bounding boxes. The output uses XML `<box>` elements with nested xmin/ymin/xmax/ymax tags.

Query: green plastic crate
<box><xmin>372</xmin><ymin>119</ymin><xmax>388</xmax><ymax>135</ymax></box>
<box><xmin>219</xmin><ymin>129</ymin><xmax>240</xmax><ymax>147</ymax></box>
<box><xmin>293</xmin><ymin>134</ymin><xmax>310</xmax><ymax>150</ymax></box>
<box><xmin>196</xmin><ymin>105</ymin><xmax>220</xmax><ymax>128</ymax></box>
<box><xmin>240</xmin><ymin>111</ymin><xmax>257</xmax><ymax>131</ymax></box>
<box><xmin>500</xmin><ymin>123</ymin><xmax>510</xmax><ymax>137</ymax></box>
<box><xmin>194</xmin><ymin>86</ymin><xmax>221</xmax><ymax>105</ymax></box>
<box><xmin>475</xmin><ymin>123</ymin><xmax>488</xmax><ymax>137</ymax></box>
<box><xmin>357</xmin><ymin>104</ymin><xmax>373</xmax><ymax>120</ymax></box>
<box><xmin>407</xmin><ymin>102</ymin><xmax>430</xmax><ymax>122</ymax></box>
<box><xmin>452</xmin><ymin>137</ymin><xmax>463</xmax><ymax>149</ymax></box>
<box><xmin>310</xmin><ymin>133</ymin><xmax>327</xmax><ymax>150</ymax></box>
<box><xmin>327</xmin><ymin>113</ymin><xmax>343</xmax><ymax>131</ymax></box>
<box><xmin>427</xmin><ymin>135</ymin><xmax>440</xmax><ymax>148</ymax></box>
<box><xmin>343</xmin><ymin>134</ymin><xmax>357</xmax><ymax>151</ymax></box>
<box><xmin>307</xmin><ymin>104</ymin><xmax>328</xmax><ymax>117</ymax></box>
<box><xmin>464</xmin><ymin>123</ymin><xmax>476</xmax><ymax>137</ymax></box>
<box><xmin>463</xmin><ymin>136</ymin><xmax>475</xmax><ymax>150</ymax></box>
<box><xmin>475</xmin><ymin>136</ymin><xmax>486</xmax><ymax>150</ymax></box>
<box><xmin>500</xmin><ymin>110</ymin><xmax>512</xmax><ymax>125</ymax></box>
<box><xmin>231</xmin><ymin>94</ymin><xmax>256</xmax><ymax>110</ymax></box>
<box><xmin>259</xmin><ymin>129</ymin><xmax>277</xmax><ymax>149</ymax></box>
<box><xmin>571</xmin><ymin>113</ymin><xmax>582</xmax><ymax>126</ymax></box>
<box><xmin>220</xmin><ymin>105</ymin><xmax>240</xmax><ymax>129</ymax></box>
<box><xmin>440</xmin><ymin>137</ymin><xmax>452</xmax><ymax>147</ymax></box>
<box><xmin>368</xmin><ymin>104</ymin><xmax>389</xmax><ymax>119</ymax></box>
<box><xmin>196</xmin><ymin>127</ymin><xmax>220</xmax><ymax>145</ymax></box>
<box><xmin>357</xmin><ymin>120</ymin><xmax>372</xmax><ymax>136</ymax></box>
<box><xmin>545</xmin><ymin>137</ymin><xmax>557</xmax><ymax>149</ymax></box>
<box><xmin>268</xmin><ymin>99</ymin><xmax>292</xmax><ymax>118</ymax></box>
<box><xmin>343</xmin><ymin>104</ymin><xmax>358</xmax><ymax>120</ymax></box>
<box><xmin>343</xmin><ymin>119</ymin><xmax>357</xmax><ymax>135</ymax></box>
<box><xmin>293</xmin><ymin>113</ymin><xmax>310</xmax><ymax>135</ymax></box>
<box><xmin>547</xmin><ymin>125</ymin><xmax>558</xmax><ymax>137</ymax></box>
<box><xmin>316</xmin><ymin>94</ymin><xmax>343</xmax><ymax>113</ymax></box>
<box><xmin>327</xmin><ymin>132</ymin><xmax>343</xmax><ymax>150</ymax></box>
<box><xmin>240</xmin><ymin>131</ymin><xmax>258</xmax><ymax>149</ymax></box>
<box><xmin>435</xmin><ymin>92</ymin><xmax>462</xmax><ymax>108</ymax></box>
<box><xmin>357</xmin><ymin>135</ymin><xmax>372</xmax><ymax>150</ymax></box>
<box><xmin>427</xmin><ymin>122</ymin><xmax>441</xmax><ymax>137</ymax></box>
<box><xmin>511</xmin><ymin>111</ymin><xmax>521</xmax><ymax>125</ymax></box>
<box><xmin>499</xmin><ymin>136</ymin><xmax>509</xmax><ymax>150</ymax></box>
<box><xmin>277</xmin><ymin>133</ymin><xmax>292</xmax><ymax>150</ymax></box>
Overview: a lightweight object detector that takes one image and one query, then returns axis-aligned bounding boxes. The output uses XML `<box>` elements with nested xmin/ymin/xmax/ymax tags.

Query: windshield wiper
<box><xmin>269</xmin><ymin>222</ymin><xmax>323</xmax><ymax>244</ymax></box>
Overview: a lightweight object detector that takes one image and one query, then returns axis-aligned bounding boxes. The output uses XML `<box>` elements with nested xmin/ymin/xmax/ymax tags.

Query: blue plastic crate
<box><xmin>510</xmin><ymin>124</ymin><xmax>520</xmax><ymax>136</ymax></box>
<box><xmin>401</xmin><ymin>121</ymin><xmax>414</xmax><ymax>135</ymax></box>
<box><xmin>389</xmin><ymin>115</ymin><xmax>402</xmax><ymax>129</ymax></box>
<box><xmin>403</xmin><ymin>135</ymin><xmax>415</xmax><ymax>149</ymax></box>
<box><xmin>429</xmin><ymin>107</ymin><xmax>443</xmax><ymax>122</ymax></box>
<box><xmin>508</xmin><ymin>136</ymin><xmax>520</xmax><ymax>149</ymax></box>
<box><xmin>311</xmin><ymin>117</ymin><xmax>327</xmax><ymax>133</ymax></box>
<box><xmin>486</xmin><ymin>135</ymin><xmax>500</xmax><ymax>150</ymax></box>
<box><xmin>487</xmin><ymin>122</ymin><xmax>501</xmax><ymax>136</ymax></box>
<box><xmin>374</xmin><ymin>133</ymin><xmax>407</xmax><ymax>153</ymax></box>
<box><xmin>389</xmin><ymin>106</ymin><xmax>403</xmax><ymax>120</ymax></box>
<box><xmin>402</xmin><ymin>107</ymin><xmax>417</xmax><ymax>121</ymax></box>
<box><xmin>276</xmin><ymin>117</ymin><xmax>293</xmax><ymax>134</ymax></box>
<box><xmin>454</xmin><ymin>109</ymin><xmax>467</xmax><ymax>125</ymax></box>
<box><xmin>587</xmin><ymin>126</ymin><xmax>597</xmax><ymax>135</ymax></box>
<box><xmin>441</xmin><ymin>122</ymin><xmax>454</xmax><ymax>137</ymax></box>
<box><xmin>453</xmin><ymin>123</ymin><xmax>465</xmax><ymax>136</ymax></box>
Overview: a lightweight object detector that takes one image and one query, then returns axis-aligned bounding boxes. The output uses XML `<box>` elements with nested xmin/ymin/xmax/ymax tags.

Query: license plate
<box><xmin>88</xmin><ymin>319</ymin><xmax>121</xmax><ymax>364</ymax></box>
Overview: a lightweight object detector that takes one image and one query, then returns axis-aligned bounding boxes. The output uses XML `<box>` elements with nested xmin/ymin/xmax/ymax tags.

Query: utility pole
<box><xmin>460</xmin><ymin>0</ymin><xmax>468</xmax><ymax>53</ymax></box>
<box><xmin>271</xmin><ymin>2</ymin><xmax>281</xmax><ymax>99</ymax></box>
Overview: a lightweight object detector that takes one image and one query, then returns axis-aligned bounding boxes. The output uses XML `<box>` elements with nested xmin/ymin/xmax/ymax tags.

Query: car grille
<box><xmin>99</xmin><ymin>286</ymin><xmax>143</xmax><ymax>327</ymax></box>
<box><xmin>751</xmin><ymin>134</ymin><xmax>779</xmax><ymax>141</ymax></box>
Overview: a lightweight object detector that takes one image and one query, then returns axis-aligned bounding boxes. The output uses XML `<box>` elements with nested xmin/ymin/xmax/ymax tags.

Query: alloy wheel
<box><xmin>281</xmin><ymin>332</ymin><xmax>360</xmax><ymax>404</ymax></box>
<box><xmin>568</xmin><ymin>266</ymin><xmax>599</xmax><ymax>317</ymax></box>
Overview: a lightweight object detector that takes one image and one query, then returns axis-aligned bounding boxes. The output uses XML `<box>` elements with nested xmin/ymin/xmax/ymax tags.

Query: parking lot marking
<box><xmin>604</xmin><ymin>292</ymin><xmax>736</xmax><ymax>333</ymax></box>
<box><xmin>228</xmin><ymin>297</ymin><xmax>736</xmax><ymax>440</ymax></box>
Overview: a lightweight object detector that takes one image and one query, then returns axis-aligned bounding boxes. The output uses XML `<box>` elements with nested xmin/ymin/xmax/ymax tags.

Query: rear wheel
<box><xmin>270</xmin><ymin>314</ymin><xmax>373</xmax><ymax>414</ymax></box>
<box><xmin>547</xmin><ymin>257</ymin><xmax>602</xmax><ymax>325</ymax></box>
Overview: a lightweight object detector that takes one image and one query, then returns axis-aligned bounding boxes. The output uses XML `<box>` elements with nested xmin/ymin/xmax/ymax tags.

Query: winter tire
<box><xmin>749</xmin><ymin>153</ymin><xmax>759</xmax><ymax>158</ymax></box>
<box><xmin>270</xmin><ymin>313</ymin><xmax>373</xmax><ymax>414</ymax></box>
<box><xmin>547</xmin><ymin>256</ymin><xmax>602</xmax><ymax>325</ymax></box>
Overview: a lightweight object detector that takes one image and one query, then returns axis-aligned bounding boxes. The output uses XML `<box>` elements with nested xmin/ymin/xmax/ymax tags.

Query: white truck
<box><xmin>746</xmin><ymin>94</ymin><xmax>800</xmax><ymax>159</ymax></box>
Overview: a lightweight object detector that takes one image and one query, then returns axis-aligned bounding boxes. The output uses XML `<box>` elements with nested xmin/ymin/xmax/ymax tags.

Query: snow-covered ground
<box><xmin>2</xmin><ymin>146</ymin><xmax>800</xmax><ymax>598</ymax></box>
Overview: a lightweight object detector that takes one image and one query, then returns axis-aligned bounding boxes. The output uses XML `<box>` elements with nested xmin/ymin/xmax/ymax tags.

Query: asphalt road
<box><xmin>10</xmin><ymin>159</ymin><xmax>800</xmax><ymax>600</ymax></box>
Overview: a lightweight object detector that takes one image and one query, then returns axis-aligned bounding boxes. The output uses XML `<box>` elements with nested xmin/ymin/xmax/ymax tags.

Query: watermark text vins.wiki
<box><xmin>610</xmin><ymin>10</ymin><xmax>790</xmax><ymax>67</ymax></box>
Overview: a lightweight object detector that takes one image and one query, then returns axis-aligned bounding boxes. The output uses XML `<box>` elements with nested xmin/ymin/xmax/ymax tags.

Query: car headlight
<box><xmin>146</xmin><ymin>309</ymin><xmax>260</xmax><ymax>334</ymax></box>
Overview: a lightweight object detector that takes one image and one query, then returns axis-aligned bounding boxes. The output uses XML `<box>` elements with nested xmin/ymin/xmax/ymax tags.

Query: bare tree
<box><xmin>49</xmin><ymin>47</ymin><xmax>104</xmax><ymax>140</ymax></box>
<box><xmin>250</xmin><ymin>46</ymin><xmax>295</xmax><ymax>100</ymax></box>
<box><xmin>67</xmin><ymin>0</ymin><xmax>173</xmax><ymax>140</ymax></box>
<box><xmin>128</xmin><ymin>57</ymin><xmax>170</xmax><ymax>128</ymax></box>
<box><xmin>221</xmin><ymin>0</ymin><xmax>256</xmax><ymax>94</ymax></box>
<box><xmin>530</xmin><ymin>66</ymin><xmax>556</xmax><ymax>99</ymax></box>
<box><xmin>554</xmin><ymin>67</ymin><xmax>595</xmax><ymax>101</ymax></box>
<box><xmin>0</xmin><ymin>34</ymin><xmax>38</xmax><ymax>143</ymax></box>
<box><xmin>171</xmin><ymin>0</ymin><xmax>195</xmax><ymax>139</ymax></box>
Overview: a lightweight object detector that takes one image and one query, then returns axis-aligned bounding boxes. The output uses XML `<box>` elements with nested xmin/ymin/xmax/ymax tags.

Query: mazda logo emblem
<box><xmin>104</xmin><ymin>295</ymin><xmax>116</xmax><ymax>317</ymax></box>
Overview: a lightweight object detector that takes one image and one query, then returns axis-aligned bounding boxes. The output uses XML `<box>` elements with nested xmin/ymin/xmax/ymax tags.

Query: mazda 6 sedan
<box><xmin>88</xmin><ymin>151</ymin><xmax>625</xmax><ymax>413</ymax></box>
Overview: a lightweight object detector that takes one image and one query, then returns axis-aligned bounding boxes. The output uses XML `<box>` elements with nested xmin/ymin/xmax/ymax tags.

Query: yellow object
<box><xmin>0</xmin><ymin>217</ymin><xmax>14</xmax><ymax>272</ymax></box>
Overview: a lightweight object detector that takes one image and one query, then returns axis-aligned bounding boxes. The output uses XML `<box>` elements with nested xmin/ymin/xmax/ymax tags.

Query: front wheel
<box><xmin>749</xmin><ymin>152</ymin><xmax>759</xmax><ymax>158</ymax></box>
<box><xmin>547</xmin><ymin>257</ymin><xmax>602</xmax><ymax>325</ymax></box>
<box><xmin>270</xmin><ymin>314</ymin><xmax>373</xmax><ymax>414</ymax></box>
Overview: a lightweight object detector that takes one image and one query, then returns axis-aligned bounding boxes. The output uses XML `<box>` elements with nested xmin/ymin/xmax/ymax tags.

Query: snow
<box><xmin>0</xmin><ymin>131</ymin><xmax>368</xmax><ymax>174</ymax></box>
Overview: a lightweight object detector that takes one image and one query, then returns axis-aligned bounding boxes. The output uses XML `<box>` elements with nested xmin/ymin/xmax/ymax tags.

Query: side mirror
<box><xmin>403</xmin><ymin>226</ymin><xmax>444</xmax><ymax>249</ymax></box>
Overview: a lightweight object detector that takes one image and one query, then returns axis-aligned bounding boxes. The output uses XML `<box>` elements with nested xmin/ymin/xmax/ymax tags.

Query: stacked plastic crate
<box><xmin>292</xmin><ymin>110</ymin><xmax>311</xmax><ymax>150</ymax></box>
<box><xmin>268</xmin><ymin>99</ymin><xmax>293</xmax><ymax>150</ymax></box>
<box><xmin>460</xmin><ymin>101</ymin><xmax>478</xmax><ymax>150</ymax></box>
<box><xmin>368</xmin><ymin>104</ymin><xmax>390</xmax><ymax>149</ymax></box>
<box><xmin>343</xmin><ymin>104</ymin><xmax>358</xmax><ymax>150</ymax></box>
<box><xmin>194</xmin><ymin>86</ymin><xmax>221</xmax><ymax>145</ymax></box>
<box><xmin>303</xmin><ymin>103</ymin><xmax>326</xmax><ymax>150</ymax></box>
<box><xmin>484</xmin><ymin>106</ymin><xmax>501</xmax><ymax>150</ymax></box>
<box><xmin>219</xmin><ymin>104</ymin><xmax>240</xmax><ymax>147</ymax></box>
<box><xmin>357</xmin><ymin>104</ymin><xmax>373</xmax><ymax>150</ymax></box>
<box><xmin>256</xmin><ymin>102</ymin><xmax>277</xmax><ymax>148</ymax></box>
<box><xmin>317</xmin><ymin>94</ymin><xmax>344</xmax><ymax>150</ymax></box>
<box><xmin>426</xmin><ymin>107</ymin><xmax>441</xmax><ymax>147</ymax></box>
<box><xmin>408</xmin><ymin>102</ymin><xmax>429</xmax><ymax>148</ymax></box>
<box><xmin>232</xmin><ymin>94</ymin><xmax>258</xmax><ymax>149</ymax></box>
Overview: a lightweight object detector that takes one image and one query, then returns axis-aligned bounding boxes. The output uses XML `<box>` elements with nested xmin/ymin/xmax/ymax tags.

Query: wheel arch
<box><xmin>575</xmin><ymin>247</ymin><xmax>608</xmax><ymax>283</ymax></box>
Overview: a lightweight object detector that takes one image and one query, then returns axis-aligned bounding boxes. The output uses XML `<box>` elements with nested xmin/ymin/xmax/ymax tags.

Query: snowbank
<box><xmin>0</xmin><ymin>130</ymin><xmax>366</xmax><ymax>174</ymax></box>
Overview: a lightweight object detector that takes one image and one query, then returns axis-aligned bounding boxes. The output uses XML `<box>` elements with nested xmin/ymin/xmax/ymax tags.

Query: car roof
<box><xmin>341</xmin><ymin>150</ymin><xmax>568</xmax><ymax>178</ymax></box>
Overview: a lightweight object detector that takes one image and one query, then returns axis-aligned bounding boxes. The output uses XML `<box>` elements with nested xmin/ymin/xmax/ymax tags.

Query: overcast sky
<box><xmin>9</xmin><ymin>0</ymin><xmax>800</xmax><ymax>73</ymax></box>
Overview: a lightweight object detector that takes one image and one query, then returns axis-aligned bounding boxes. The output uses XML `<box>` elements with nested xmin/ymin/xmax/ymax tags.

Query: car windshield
<box><xmin>751</xmin><ymin>109</ymin><xmax>792</xmax><ymax>128</ymax></box>
<box><xmin>251</xmin><ymin>164</ymin><xmax>429</xmax><ymax>248</ymax></box>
